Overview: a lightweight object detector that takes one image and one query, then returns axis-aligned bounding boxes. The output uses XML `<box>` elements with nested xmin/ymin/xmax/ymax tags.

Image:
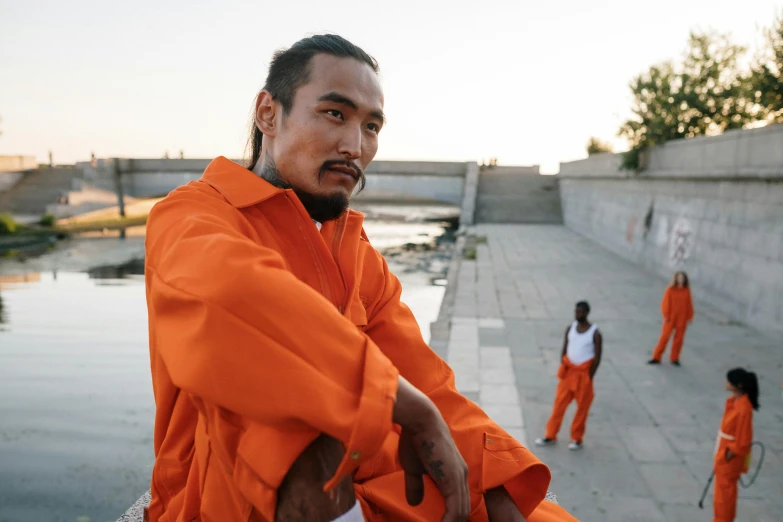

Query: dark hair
<box><xmin>576</xmin><ymin>301</ymin><xmax>590</xmax><ymax>313</ymax></box>
<box><xmin>727</xmin><ymin>368</ymin><xmax>760</xmax><ymax>410</ymax></box>
<box><xmin>671</xmin><ymin>271</ymin><xmax>689</xmax><ymax>288</ymax></box>
<box><xmin>246</xmin><ymin>34</ymin><xmax>379</xmax><ymax>170</ymax></box>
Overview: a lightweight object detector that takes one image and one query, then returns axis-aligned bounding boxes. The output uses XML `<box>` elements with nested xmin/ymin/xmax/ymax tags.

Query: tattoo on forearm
<box><xmin>420</xmin><ymin>441</ymin><xmax>445</xmax><ymax>483</ymax></box>
<box><xmin>429</xmin><ymin>460</ymin><xmax>446</xmax><ymax>482</ymax></box>
<box><xmin>421</xmin><ymin>440</ymin><xmax>435</xmax><ymax>459</ymax></box>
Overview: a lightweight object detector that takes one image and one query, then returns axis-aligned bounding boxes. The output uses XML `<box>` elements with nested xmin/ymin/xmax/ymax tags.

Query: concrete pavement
<box><xmin>441</xmin><ymin>225</ymin><xmax>783</xmax><ymax>522</ymax></box>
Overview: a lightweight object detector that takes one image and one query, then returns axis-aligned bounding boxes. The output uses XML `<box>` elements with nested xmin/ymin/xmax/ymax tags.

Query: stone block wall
<box><xmin>558</xmin><ymin>124</ymin><xmax>783</xmax><ymax>335</ymax></box>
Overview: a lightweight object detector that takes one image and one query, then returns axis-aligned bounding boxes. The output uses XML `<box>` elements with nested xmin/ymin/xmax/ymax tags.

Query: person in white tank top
<box><xmin>535</xmin><ymin>301</ymin><xmax>603</xmax><ymax>450</ymax></box>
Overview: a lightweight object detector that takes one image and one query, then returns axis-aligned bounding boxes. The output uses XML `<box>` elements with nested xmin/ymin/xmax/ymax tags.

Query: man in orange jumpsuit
<box><xmin>534</xmin><ymin>302</ymin><xmax>602</xmax><ymax>450</ymax></box>
<box><xmin>144</xmin><ymin>34</ymin><xmax>577</xmax><ymax>522</ymax></box>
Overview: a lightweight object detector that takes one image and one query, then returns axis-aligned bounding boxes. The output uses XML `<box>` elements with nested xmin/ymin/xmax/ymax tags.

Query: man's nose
<box><xmin>337</xmin><ymin>124</ymin><xmax>362</xmax><ymax>160</ymax></box>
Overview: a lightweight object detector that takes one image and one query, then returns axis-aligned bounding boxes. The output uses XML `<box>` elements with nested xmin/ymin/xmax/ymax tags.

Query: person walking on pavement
<box><xmin>535</xmin><ymin>301</ymin><xmax>602</xmax><ymax>450</ymax></box>
<box><xmin>712</xmin><ymin>368</ymin><xmax>759</xmax><ymax>522</ymax></box>
<box><xmin>649</xmin><ymin>271</ymin><xmax>694</xmax><ymax>366</ymax></box>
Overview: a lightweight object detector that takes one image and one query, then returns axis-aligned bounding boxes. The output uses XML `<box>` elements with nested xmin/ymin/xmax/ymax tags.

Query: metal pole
<box><xmin>113</xmin><ymin>158</ymin><xmax>126</xmax><ymax>218</ymax></box>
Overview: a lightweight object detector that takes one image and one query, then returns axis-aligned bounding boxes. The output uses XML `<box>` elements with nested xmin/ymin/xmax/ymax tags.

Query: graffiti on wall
<box><xmin>626</xmin><ymin>215</ymin><xmax>638</xmax><ymax>244</ymax></box>
<box><xmin>668</xmin><ymin>217</ymin><xmax>693</xmax><ymax>266</ymax></box>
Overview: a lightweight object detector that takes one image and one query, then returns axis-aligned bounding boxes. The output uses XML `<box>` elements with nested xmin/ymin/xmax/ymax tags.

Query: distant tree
<box><xmin>619</xmin><ymin>61</ymin><xmax>683</xmax><ymax>170</ymax></box>
<box><xmin>619</xmin><ymin>31</ymin><xmax>754</xmax><ymax>170</ymax></box>
<box><xmin>586</xmin><ymin>137</ymin><xmax>613</xmax><ymax>155</ymax></box>
<box><xmin>748</xmin><ymin>11</ymin><xmax>783</xmax><ymax>123</ymax></box>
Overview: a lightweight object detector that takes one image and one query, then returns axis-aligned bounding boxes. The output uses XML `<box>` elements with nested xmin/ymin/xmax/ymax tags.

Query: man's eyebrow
<box><xmin>318</xmin><ymin>91</ymin><xmax>386</xmax><ymax>124</ymax></box>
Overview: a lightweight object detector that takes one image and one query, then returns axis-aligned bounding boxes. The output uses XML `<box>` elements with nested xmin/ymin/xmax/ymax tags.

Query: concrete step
<box><xmin>475</xmin><ymin>170</ymin><xmax>563</xmax><ymax>224</ymax></box>
<box><xmin>0</xmin><ymin>167</ymin><xmax>82</xmax><ymax>216</ymax></box>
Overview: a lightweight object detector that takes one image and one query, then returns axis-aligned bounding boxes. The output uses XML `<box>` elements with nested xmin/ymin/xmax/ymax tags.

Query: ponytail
<box><xmin>727</xmin><ymin>367</ymin><xmax>760</xmax><ymax>411</ymax></box>
<box><xmin>745</xmin><ymin>371</ymin><xmax>760</xmax><ymax>411</ymax></box>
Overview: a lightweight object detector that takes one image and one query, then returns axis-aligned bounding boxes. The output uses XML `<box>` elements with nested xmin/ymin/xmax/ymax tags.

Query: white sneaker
<box><xmin>568</xmin><ymin>441</ymin><xmax>583</xmax><ymax>450</ymax></box>
<box><xmin>534</xmin><ymin>437</ymin><xmax>556</xmax><ymax>446</ymax></box>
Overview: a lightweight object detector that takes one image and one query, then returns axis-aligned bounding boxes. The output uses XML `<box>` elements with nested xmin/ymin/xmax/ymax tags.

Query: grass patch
<box><xmin>54</xmin><ymin>215</ymin><xmax>148</xmax><ymax>234</ymax></box>
<box><xmin>39</xmin><ymin>212</ymin><xmax>56</xmax><ymax>227</ymax></box>
<box><xmin>0</xmin><ymin>213</ymin><xmax>19</xmax><ymax>235</ymax></box>
<box><xmin>462</xmin><ymin>246</ymin><xmax>477</xmax><ymax>260</ymax></box>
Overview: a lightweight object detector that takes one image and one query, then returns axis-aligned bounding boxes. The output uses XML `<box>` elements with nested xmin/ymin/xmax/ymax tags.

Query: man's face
<box><xmin>574</xmin><ymin>306</ymin><xmax>588</xmax><ymax>322</ymax></box>
<box><xmin>263</xmin><ymin>54</ymin><xmax>384</xmax><ymax>219</ymax></box>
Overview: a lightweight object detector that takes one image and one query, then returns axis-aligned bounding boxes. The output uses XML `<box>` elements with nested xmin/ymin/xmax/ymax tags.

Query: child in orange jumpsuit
<box><xmin>649</xmin><ymin>271</ymin><xmax>694</xmax><ymax>366</ymax></box>
<box><xmin>712</xmin><ymin>368</ymin><xmax>759</xmax><ymax>522</ymax></box>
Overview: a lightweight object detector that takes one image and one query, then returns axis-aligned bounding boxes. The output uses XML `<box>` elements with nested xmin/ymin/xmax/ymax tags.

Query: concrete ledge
<box><xmin>558</xmin><ymin>124</ymin><xmax>783</xmax><ymax>179</ymax></box>
<box><xmin>117</xmin><ymin>490</ymin><xmax>558</xmax><ymax>521</ymax></box>
<box><xmin>116</xmin><ymin>491</ymin><xmax>149</xmax><ymax>522</ymax></box>
<box><xmin>0</xmin><ymin>155</ymin><xmax>37</xmax><ymax>172</ymax></box>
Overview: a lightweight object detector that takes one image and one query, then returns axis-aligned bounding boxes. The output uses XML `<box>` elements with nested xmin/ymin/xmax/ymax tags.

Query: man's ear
<box><xmin>255</xmin><ymin>91</ymin><xmax>277</xmax><ymax>137</ymax></box>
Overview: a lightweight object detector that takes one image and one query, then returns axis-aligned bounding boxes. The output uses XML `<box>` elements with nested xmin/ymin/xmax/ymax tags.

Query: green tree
<box><xmin>749</xmin><ymin>12</ymin><xmax>783</xmax><ymax>123</ymax></box>
<box><xmin>619</xmin><ymin>61</ymin><xmax>684</xmax><ymax>170</ymax></box>
<box><xmin>619</xmin><ymin>31</ymin><xmax>754</xmax><ymax>170</ymax></box>
<box><xmin>586</xmin><ymin>137</ymin><xmax>613</xmax><ymax>155</ymax></box>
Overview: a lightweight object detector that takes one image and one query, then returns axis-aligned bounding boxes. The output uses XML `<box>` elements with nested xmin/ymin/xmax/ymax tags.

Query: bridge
<box><xmin>0</xmin><ymin>157</ymin><xmax>563</xmax><ymax>227</ymax></box>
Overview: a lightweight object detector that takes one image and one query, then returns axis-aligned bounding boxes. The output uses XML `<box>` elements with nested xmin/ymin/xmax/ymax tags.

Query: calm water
<box><xmin>0</xmin><ymin>218</ymin><xmax>451</xmax><ymax>522</ymax></box>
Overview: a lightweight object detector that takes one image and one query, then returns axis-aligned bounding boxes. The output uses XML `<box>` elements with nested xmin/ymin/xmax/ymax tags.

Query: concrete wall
<box><xmin>355</xmin><ymin>160</ymin><xmax>466</xmax><ymax>205</ymax></box>
<box><xmin>79</xmin><ymin>158</ymin><xmax>469</xmax><ymax>205</ymax></box>
<box><xmin>474</xmin><ymin>166</ymin><xmax>562</xmax><ymax>224</ymax></box>
<box><xmin>558</xmin><ymin>124</ymin><xmax>783</xmax><ymax>335</ymax></box>
<box><xmin>0</xmin><ymin>155</ymin><xmax>37</xmax><ymax>173</ymax></box>
<box><xmin>0</xmin><ymin>172</ymin><xmax>24</xmax><ymax>192</ymax></box>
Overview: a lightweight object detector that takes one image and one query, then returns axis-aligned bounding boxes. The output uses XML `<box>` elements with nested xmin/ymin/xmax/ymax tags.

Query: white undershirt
<box><xmin>566</xmin><ymin>321</ymin><xmax>598</xmax><ymax>365</ymax></box>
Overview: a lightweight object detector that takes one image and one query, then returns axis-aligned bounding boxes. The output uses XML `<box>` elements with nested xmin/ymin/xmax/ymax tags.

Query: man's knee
<box><xmin>274</xmin><ymin>434</ymin><xmax>356</xmax><ymax>522</ymax></box>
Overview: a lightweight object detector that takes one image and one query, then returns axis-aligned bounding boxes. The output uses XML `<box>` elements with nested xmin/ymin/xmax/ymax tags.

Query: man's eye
<box><xmin>326</xmin><ymin>109</ymin><xmax>344</xmax><ymax>120</ymax></box>
<box><xmin>367</xmin><ymin>123</ymin><xmax>380</xmax><ymax>133</ymax></box>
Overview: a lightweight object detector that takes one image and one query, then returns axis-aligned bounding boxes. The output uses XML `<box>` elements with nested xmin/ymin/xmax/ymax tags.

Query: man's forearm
<box><xmin>485</xmin><ymin>486</ymin><xmax>526</xmax><ymax>522</ymax></box>
<box><xmin>589</xmin><ymin>358</ymin><xmax>600</xmax><ymax>378</ymax></box>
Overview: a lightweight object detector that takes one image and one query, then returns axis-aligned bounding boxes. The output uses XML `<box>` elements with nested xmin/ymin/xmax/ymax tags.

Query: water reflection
<box><xmin>87</xmin><ymin>258</ymin><xmax>145</xmax><ymax>280</ymax></box>
<box><xmin>0</xmin><ymin>216</ymin><xmax>452</xmax><ymax>521</ymax></box>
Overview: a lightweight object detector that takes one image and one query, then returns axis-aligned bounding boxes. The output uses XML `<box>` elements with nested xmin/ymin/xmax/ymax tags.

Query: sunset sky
<box><xmin>0</xmin><ymin>0</ymin><xmax>780</xmax><ymax>172</ymax></box>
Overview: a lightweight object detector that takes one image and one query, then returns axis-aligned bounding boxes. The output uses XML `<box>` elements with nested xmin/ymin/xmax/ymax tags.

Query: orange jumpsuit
<box><xmin>652</xmin><ymin>286</ymin><xmax>693</xmax><ymax>362</ymax></box>
<box><xmin>144</xmin><ymin>157</ymin><xmax>577</xmax><ymax>522</ymax></box>
<box><xmin>712</xmin><ymin>394</ymin><xmax>753</xmax><ymax>522</ymax></box>
<box><xmin>544</xmin><ymin>358</ymin><xmax>594</xmax><ymax>443</ymax></box>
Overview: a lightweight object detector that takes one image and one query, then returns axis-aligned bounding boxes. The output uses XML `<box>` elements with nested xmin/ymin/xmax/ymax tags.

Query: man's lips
<box><xmin>325</xmin><ymin>165</ymin><xmax>359</xmax><ymax>180</ymax></box>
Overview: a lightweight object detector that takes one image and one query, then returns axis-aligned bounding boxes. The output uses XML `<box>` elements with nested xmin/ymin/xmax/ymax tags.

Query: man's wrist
<box><xmin>392</xmin><ymin>376</ymin><xmax>437</xmax><ymax>432</ymax></box>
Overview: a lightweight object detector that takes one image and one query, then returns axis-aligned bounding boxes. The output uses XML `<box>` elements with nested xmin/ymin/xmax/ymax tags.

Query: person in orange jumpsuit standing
<box><xmin>712</xmin><ymin>368</ymin><xmax>759</xmax><ymax>522</ymax></box>
<box><xmin>534</xmin><ymin>301</ymin><xmax>602</xmax><ymax>451</ymax></box>
<box><xmin>144</xmin><ymin>34</ymin><xmax>578</xmax><ymax>522</ymax></box>
<box><xmin>648</xmin><ymin>271</ymin><xmax>694</xmax><ymax>366</ymax></box>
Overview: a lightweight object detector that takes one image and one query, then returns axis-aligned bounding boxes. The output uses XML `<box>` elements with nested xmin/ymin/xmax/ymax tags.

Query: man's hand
<box><xmin>394</xmin><ymin>376</ymin><xmax>470</xmax><ymax>522</ymax></box>
<box><xmin>485</xmin><ymin>486</ymin><xmax>526</xmax><ymax>522</ymax></box>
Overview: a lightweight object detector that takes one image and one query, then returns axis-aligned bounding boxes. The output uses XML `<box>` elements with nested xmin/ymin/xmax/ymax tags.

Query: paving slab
<box><xmin>442</xmin><ymin>225</ymin><xmax>783</xmax><ymax>522</ymax></box>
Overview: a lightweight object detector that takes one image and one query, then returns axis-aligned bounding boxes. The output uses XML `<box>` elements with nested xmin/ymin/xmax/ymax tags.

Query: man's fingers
<box><xmin>404</xmin><ymin>471</ymin><xmax>425</xmax><ymax>506</ymax></box>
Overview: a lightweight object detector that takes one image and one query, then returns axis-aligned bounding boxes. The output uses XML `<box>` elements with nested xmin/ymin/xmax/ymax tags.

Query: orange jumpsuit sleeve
<box><xmin>685</xmin><ymin>289</ymin><xmax>694</xmax><ymax>322</ymax></box>
<box><xmin>660</xmin><ymin>287</ymin><xmax>671</xmax><ymax>320</ymax></box>
<box><xmin>362</xmin><ymin>252</ymin><xmax>551</xmax><ymax>518</ymax></box>
<box><xmin>145</xmin><ymin>191</ymin><xmax>399</xmax><ymax>489</ymax></box>
<box><xmin>727</xmin><ymin>407</ymin><xmax>753</xmax><ymax>458</ymax></box>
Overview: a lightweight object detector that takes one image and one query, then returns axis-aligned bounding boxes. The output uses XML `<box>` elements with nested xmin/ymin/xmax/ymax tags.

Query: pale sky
<box><xmin>1</xmin><ymin>0</ymin><xmax>780</xmax><ymax>173</ymax></box>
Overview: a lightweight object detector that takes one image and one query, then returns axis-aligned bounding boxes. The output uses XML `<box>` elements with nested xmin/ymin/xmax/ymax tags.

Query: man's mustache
<box><xmin>319</xmin><ymin>160</ymin><xmax>366</xmax><ymax>192</ymax></box>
